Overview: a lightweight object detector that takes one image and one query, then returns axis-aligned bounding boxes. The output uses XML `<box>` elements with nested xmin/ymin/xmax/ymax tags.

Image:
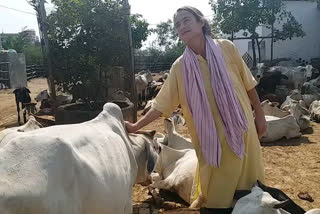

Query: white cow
<box><xmin>302</xmin><ymin>73</ymin><xmax>320</xmax><ymax>94</ymax></box>
<box><xmin>301</xmin><ymin>94</ymin><xmax>320</xmax><ymax>108</ymax></box>
<box><xmin>232</xmin><ymin>185</ymin><xmax>320</xmax><ymax>214</ymax></box>
<box><xmin>135</xmin><ymin>71</ymin><xmax>153</xmax><ymax>106</ymax></box>
<box><xmin>310</xmin><ymin>100</ymin><xmax>320</xmax><ymax>122</ymax></box>
<box><xmin>306</xmin><ymin>209</ymin><xmax>320</xmax><ymax>214</ymax></box>
<box><xmin>261</xmin><ymin>115</ymin><xmax>301</xmax><ymax>143</ymax></box>
<box><xmin>163</xmin><ymin>118</ymin><xmax>193</xmax><ymax>150</ymax></box>
<box><xmin>151</xmin><ymin>143</ymin><xmax>199</xmax><ymax>206</ymax></box>
<box><xmin>251</xmin><ymin>63</ymin><xmax>267</xmax><ymax>84</ymax></box>
<box><xmin>0</xmin><ymin>103</ymin><xmax>158</xmax><ymax>214</ymax></box>
<box><xmin>281</xmin><ymin>98</ymin><xmax>311</xmax><ymax>130</ymax></box>
<box><xmin>304</xmin><ymin>65</ymin><xmax>313</xmax><ymax>81</ymax></box>
<box><xmin>232</xmin><ymin>186</ymin><xmax>291</xmax><ymax>214</ymax></box>
<box><xmin>261</xmin><ymin>100</ymin><xmax>290</xmax><ymax>118</ymax></box>
<box><xmin>151</xmin><ymin>118</ymin><xmax>204</xmax><ymax>208</ymax></box>
<box><xmin>266</xmin><ymin>65</ymin><xmax>316</xmax><ymax>90</ymax></box>
<box><xmin>285</xmin><ymin>89</ymin><xmax>320</xmax><ymax>108</ymax></box>
<box><xmin>35</xmin><ymin>89</ymin><xmax>73</xmax><ymax>107</ymax></box>
<box><xmin>0</xmin><ymin>116</ymin><xmax>42</xmax><ymax>143</ymax></box>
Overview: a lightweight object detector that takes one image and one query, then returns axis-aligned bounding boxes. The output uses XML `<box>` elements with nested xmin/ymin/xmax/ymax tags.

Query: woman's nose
<box><xmin>177</xmin><ymin>24</ymin><xmax>186</xmax><ymax>34</ymax></box>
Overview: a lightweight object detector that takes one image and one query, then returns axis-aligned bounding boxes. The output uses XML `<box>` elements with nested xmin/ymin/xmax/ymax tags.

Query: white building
<box><xmin>233</xmin><ymin>1</ymin><xmax>320</xmax><ymax>65</ymax></box>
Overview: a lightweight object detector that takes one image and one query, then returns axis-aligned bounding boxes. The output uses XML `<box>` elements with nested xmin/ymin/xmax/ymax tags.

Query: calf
<box><xmin>13</xmin><ymin>87</ymin><xmax>31</xmax><ymax>125</ymax></box>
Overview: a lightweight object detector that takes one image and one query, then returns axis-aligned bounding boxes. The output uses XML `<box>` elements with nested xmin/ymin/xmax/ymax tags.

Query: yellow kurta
<box><xmin>152</xmin><ymin>39</ymin><xmax>265</xmax><ymax>208</ymax></box>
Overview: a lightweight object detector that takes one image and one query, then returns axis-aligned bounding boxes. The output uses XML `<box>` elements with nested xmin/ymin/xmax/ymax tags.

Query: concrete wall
<box><xmin>0</xmin><ymin>53</ymin><xmax>27</xmax><ymax>88</ymax></box>
<box><xmin>233</xmin><ymin>1</ymin><xmax>320</xmax><ymax>62</ymax></box>
<box><xmin>265</xmin><ymin>1</ymin><xmax>320</xmax><ymax>61</ymax></box>
<box><xmin>233</xmin><ymin>27</ymin><xmax>267</xmax><ymax>63</ymax></box>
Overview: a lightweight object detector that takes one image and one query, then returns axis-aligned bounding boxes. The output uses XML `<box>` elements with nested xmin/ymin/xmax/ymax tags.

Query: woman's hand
<box><xmin>254</xmin><ymin>110</ymin><xmax>267</xmax><ymax>139</ymax></box>
<box><xmin>125</xmin><ymin>121</ymin><xmax>139</xmax><ymax>133</ymax></box>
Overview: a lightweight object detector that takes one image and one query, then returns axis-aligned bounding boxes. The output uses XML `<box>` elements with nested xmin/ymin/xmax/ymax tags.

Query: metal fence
<box><xmin>134</xmin><ymin>56</ymin><xmax>171</xmax><ymax>73</ymax></box>
<box><xmin>26</xmin><ymin>65</ymin><xmax>47</xmax><ymax>80</ymax></box>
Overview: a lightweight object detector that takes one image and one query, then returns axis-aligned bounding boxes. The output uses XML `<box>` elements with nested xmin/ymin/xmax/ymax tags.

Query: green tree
<box><xmin>2</xmin><ymin>29</ymin><xmax>43</xmax><ymax>65</ymax></box>
<box><xmin>152</xmin><ymin>19</ymin><xmax>179</xmax><ymax>49</ymax></box>
<box><xmin>211</xmin><ymin>0</ymin><xmax>305</xmax><ymax>66</ymax></box>
<box><xmin>2</xmin><ymin>33</ymin><xmax>26</xmax><ymax>53</ymax></box>
<box><xmin>135</xmin><ymin>19</ymin><xmax>185</xmax><ymax>71</ymax></box>
<box><xmin>130</xmin><ymin>14</ymin><xmax>150</xmax><ymax>49</ymax></box>
<box><xmin>28</xmin><ymin>0</ymin><xmax>149</xmax><ymax>101</ymax></box>
<box><xmin>23</xmin><ymin>44</ymin><xmax>43</xmax><ymax>65</ymax></box>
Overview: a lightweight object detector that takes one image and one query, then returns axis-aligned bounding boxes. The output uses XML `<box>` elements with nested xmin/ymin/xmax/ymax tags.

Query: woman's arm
<box><xmin>125</xmin><ymin>107</ymin><xmax>162</xmax><ymax>133</ymax></box>
<box><xmin>247</xmin><ymin>88</ymin><xmax>267</xmax><ymax>139</ymax></box>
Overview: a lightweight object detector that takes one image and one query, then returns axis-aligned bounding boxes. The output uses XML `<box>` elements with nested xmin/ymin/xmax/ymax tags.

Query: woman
<box><xmin>126</xmin><ymin>6</ymin><xmax>266</xmax><ymax>213</ymax></box>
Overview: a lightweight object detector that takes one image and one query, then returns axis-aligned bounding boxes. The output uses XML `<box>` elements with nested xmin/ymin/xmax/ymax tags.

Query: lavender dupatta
<box><xmin>182</xmin><ymin>36</ymin><xmax>247</xmax><ymax>167</ymax></box>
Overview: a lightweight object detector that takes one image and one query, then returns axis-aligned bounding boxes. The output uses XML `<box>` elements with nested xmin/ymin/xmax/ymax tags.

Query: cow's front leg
<box><xmin>22</xmin><ymin>103</ymin><xmax>27</xmax><ymax>124</ymax></box>
<box><xmin>150</xmin><ymin>179</ymin><xmax>172</xmax><ymax>190</ymax></box>
<box><xmin>16</xmin><ymin>101</ymin><xmax>21</xmax><ymax>125</ymax></box>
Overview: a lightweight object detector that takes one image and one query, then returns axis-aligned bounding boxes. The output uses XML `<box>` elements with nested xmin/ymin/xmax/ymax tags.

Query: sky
<box><xmin>0</xmin><ymin>0</ymin><xmax>213</xmax><ymax>46</ymax></box>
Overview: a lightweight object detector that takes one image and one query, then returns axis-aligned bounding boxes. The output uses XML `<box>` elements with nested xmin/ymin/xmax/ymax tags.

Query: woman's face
<box><xmin>174</xmin><ymin>10</ymin><xmax>204</xmax><ymax>44</ymax></box>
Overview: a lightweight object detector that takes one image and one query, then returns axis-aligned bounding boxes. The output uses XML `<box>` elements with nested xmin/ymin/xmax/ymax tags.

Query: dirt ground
<box><xmin>1</xmin><ymin>78</ymin><xmax>319</xmax><ymax>213</ymax></box>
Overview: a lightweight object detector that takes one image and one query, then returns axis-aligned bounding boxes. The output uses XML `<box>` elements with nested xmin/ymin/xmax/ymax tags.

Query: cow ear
<box><xmin>13</xmin><ymin>89</ymin><xmax>18</xmax><ymax>94</ymax></box>
<box><xmin>146</xmin><ymin>142</ymin><xmax>158</xmax><ymax>174</ymax></box>
<box><xmin>282</xmin><ymin>105</ymin><xmax>290</xmax><ymax>111</ymax></box>
<box><xmin>25</xmin><ymin>88</ymin><xmax>31</xmax><ymax>93</ymax></box>
<box><xmin>165</xmin><ymin>118</ymin><xmax>172</xmax><ymax>123</ymax></box>
<box><xmin>257</xmin><ymin>180</ymin><xmax>267</xmax><ymax>190</ymax></box>
<box><xmin>273</xmin><ymin>199</ymin><xmax>290</xmax><ymax>209</ymax></box>
<box><xmin>136</xmin><ymin>130</ymin><xmax>156</xmax><ymax>139</ymax></box>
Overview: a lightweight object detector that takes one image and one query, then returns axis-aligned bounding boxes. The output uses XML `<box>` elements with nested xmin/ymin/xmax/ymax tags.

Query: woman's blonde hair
<box><xmin>173</xmin><ymin>6</ymin><xmax>212</xmax><ymax>35</ymax></box>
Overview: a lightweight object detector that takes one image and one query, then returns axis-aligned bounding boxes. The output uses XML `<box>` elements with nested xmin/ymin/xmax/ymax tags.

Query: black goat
<box><xmin>13</xmin><ymin>87</ymin><xmax>31</xmax><ymax>125</ymax></box>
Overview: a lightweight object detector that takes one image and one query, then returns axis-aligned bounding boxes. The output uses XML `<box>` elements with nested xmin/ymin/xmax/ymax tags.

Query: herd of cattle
<box><xmin>251</xmin><ymin>63</ymin><xmax>320</xmax><ymax>143</ymax></box>
<box><xmin>137</xmin><ymin>64</ymin><xmax>320</xmax><ymax>144</ymax></box>
<box><xmin>1</xmin><ymin>63</ymin><xmax>320</xmax><ymax>213</ymax></box>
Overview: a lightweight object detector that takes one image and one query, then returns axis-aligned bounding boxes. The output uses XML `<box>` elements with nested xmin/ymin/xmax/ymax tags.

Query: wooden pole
<box><xmin>0</xmin><ymin>34</ymin><xmax>2</xmax><ymax>49</ymax></box>
<box><xmin>123</xmin><ymin>0</ymin><xmax>137</xmax><ymax>122</ymax></box>
<box><xmin>271</xmin><ymin>23</ymin><xmax>274</xmax><ymax>62</ymax></box>
<box><xmin>271</xmin><ymin>1</ymin><xmax>275</xmax><ymax>62</ymax></box>
<box><xmin>38</xmin><ymin>0</ymin><xmax>56</xmax><ymax>100</ymax></box>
